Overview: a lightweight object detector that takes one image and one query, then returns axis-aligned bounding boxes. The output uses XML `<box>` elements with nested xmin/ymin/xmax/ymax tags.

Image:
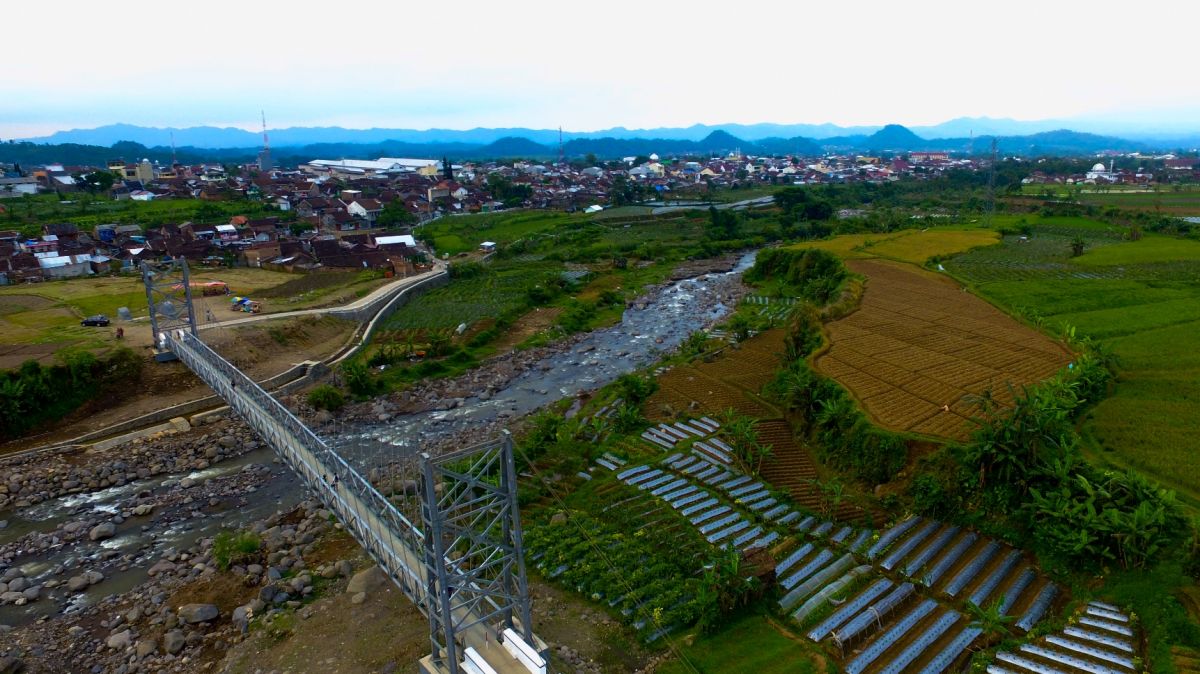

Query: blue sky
<box><xmin>3</xmin><ymin>0</ymin><xmax>1198</xmax><ymax>138</ymax></box>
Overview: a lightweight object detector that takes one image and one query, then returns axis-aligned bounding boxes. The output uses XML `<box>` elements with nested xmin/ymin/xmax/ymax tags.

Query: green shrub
<box><xmin>306</xmin><ymin>385</ymin><xmax>345</xmax><ymax>412</ymax></box>
<box><xmin>744</xmin><ymin>247</ymin><xmax>846</xmax><ymax>303</ymax></box>
<box><xmin>616</xmin><ymin>373</ymin><xmax>658</xmax><ymax>405</ymax></box>
<box><xmin>0</xmin><ymin>346</ymin><xmax>143</xmax><ymax>441</ymax></box>
<box><xmin>212</xmin><ymin>530</ymin><xmax>261</xmax><ymax>570</ymax></box>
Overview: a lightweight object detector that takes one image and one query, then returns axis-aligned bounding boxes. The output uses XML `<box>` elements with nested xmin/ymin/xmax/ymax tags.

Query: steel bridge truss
<box><xmin>147</xmin><ymin>259</ymin><xmax>542</xmax><ymax>674</ymax></box>
<box><xmin>140</xmin><ymin>259</ymin><xmax>197</xmax><ymax>348</ymax></box>
<box><xmin>422</xmin><ymin>435</ymin><xmax>535</xmax><ymax>672</ymax></box>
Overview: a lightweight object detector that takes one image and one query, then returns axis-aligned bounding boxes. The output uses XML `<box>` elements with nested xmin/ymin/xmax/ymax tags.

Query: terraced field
<box><xmin>815</xmin><ymin>260</ymin><xmax>1072</xmax><ymax>441</ymax></box>
<box><xmin>645</xmin><ymin>329</ymin><xmax>862</xmax><ymax>520</ymax></box>
<box><xmin>570</xmin><ymin>424</ymin><xmax>1104</xmax><ymax>674</ymax></box>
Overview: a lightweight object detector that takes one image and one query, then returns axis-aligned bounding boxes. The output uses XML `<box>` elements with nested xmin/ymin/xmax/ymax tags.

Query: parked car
<box><xmin>81</xmin><ymin>315</ymin><xmax>110</xmax><ymax>327</ymax></box>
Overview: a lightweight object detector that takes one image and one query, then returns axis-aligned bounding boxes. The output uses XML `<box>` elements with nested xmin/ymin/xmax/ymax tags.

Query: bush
<box><xmin>0</xmin><ymin>346</ymin><xmax>143</xmax><ymax>441</ymax></box>
<box><xmin>767</xmin><ymin>359</ymin><xmax>907</xmax><ymax>484</ymax></box>
<box><xmin>744</xmin><ymin>247</ymin><xmax>846</xmax><ymax>304</ymax></box>
<box><xmin>616</xmin><ymin>373</ymin><xmax>658</xmax><ymax>405</ymax></box>
<box><xmin>212</xmin><ymin>530</ymin><xmax>261</xmax><ymax>570</ymax></box>
<box><xmin>307</xmin><ymin>385</ymin><xmax>345</xmax><ymax>412</ymax></box>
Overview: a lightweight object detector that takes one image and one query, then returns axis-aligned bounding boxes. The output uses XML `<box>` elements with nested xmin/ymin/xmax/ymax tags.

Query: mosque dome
<box><xmin>1092</xmin><ymin>162</ymin><xmax>1106</xmax><ymax>171</ymax></box>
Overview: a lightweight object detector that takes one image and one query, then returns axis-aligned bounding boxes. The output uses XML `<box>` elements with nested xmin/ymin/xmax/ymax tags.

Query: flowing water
<box><xmin>0</xmin><ymin>251</ymin><xmax>755</xmax><ymax>627</ymax></box>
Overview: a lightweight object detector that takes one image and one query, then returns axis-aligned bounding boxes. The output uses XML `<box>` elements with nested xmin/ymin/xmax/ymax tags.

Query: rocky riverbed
<box><xmin>0</xmin><ymin>253</ymin><xmax>755</xmax><ymax>673</ymax></box>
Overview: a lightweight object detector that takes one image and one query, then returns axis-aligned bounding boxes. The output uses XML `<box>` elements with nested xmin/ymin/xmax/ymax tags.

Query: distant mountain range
<box><xmin>0</xmin><ymin>122</ymin><xmax>1191</xmax><ymax>167</ymax></box>
<box><xmin>17</xmin><ymin>117</ymin><xmax>1200</xmax><ymax>150</ymax></box>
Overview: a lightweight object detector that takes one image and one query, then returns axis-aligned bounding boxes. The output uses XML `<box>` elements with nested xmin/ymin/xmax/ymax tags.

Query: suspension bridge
<box><xmin>144</xmin><ymin>260</ymin><xmax>546</xmax><ymax>674</ymax></box>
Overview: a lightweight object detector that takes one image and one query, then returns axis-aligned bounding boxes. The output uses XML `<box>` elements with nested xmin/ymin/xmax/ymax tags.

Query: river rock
<box><xmin>136</xmin><ymin>638</ymin><xmax>157</xmax><ymax>658</ymax></box>
<box><xmin>20</xmin><ymin>586</ymin><xmax>39</xmax><ymax>601</ymax></box>
<box><xmin>106</xmin><ymin>629</ymin><xmax>132</xmax><ymax>650</ymax></box>
<box><xmin>351</xmin><ymin>592</ymin><xmax>367</xmax><ymax>605</ymax></box>
<box><xmin>133</xmin><ymin>504</ymin><xmax>154</xmax><ymax>516</ymax></box>
<box><xmin>162</xmin><ymin>630</ymin><xmax>185</xmax><ymax>655</ymax></box>
<box><xmin>6</xmin><ymin>578</ymin><xmax>27</xmax><ymax>593</ymax></box>
<box><xmin>179</xmin><ymin>478</ymin><xmax>196</xmax><ymax>489</ymax></box>
<box><xmin>218</xmin><ymin>435</ymin><xmax>237</xmax><ymax>448</ymax></box>
<box><xmin>66</xmin><ymin>575</ymin><xmax>90</xmax><ymax>592</ymax></box>
<box><xmin>62</xmin><ymin>521</ymin><xmax>86</xmax><ymax>534</ymax></box>
<box><xmin>148</xmin><ymin>560</ymin><xmax>176</xmax><ymax>577</ymax></box>
<box><xmin>346</xmin><ymin>567</ymin><xmax>386</xmax><ymax>595</ymax></box>
<box><xmin>89</xmin><ymin>522</ymin><xmax>116</xmax><ymax>541</ymax></box>
<box><xmin>177</xmin><ymin>603</ymin><xmax>219</xmax><ymax>624</ymax></box>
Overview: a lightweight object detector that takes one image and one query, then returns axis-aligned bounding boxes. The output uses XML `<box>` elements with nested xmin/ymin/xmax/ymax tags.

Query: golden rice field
<box><xmin>814</xmin><ymin>259</ymin><xmax>1072</xmax><ymax>440</ymax></box>
<box><xmin>787</xmin><ymin>227</ymin><xmax>999</xmax><ymax>264</ymax></box>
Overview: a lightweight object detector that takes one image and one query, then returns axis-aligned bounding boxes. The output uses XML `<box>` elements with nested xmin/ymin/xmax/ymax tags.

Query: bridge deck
<box><xmin>167</xmin><ymin>331</ymin><xmax>533</xmax><ymax>674</ymax></box>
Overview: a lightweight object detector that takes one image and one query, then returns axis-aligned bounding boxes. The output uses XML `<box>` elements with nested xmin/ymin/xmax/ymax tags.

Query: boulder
<box><xmin>6</xmin><ymin>578</ymin><xmax>27</xmax><ymax>593</ymax></box>
<box><xmin>89</xmin><ymin>522</ymin><xmax>116</xmax><ymax>541</ymax></box>
<box><xmin>133</xmin><ymin>504</ymin><xmax>154</xmax><ymax>517</ymax></box>
<box><xmin>162</xmin><ymin>630</ymin><xmax>185</xmax><ymax>655</ymax></box>
<box><xmin>106</xmin><ymin>629</ymin><xmax>132</xmax><ymax>650</ymax></box>
<box><xmin>346</xmin><ymin>567</ymin><xmax>386</xmax><ymax>595</ymax></box>
<box><xmin>62</xmin><ymin>521</ymin><xmax>86</xmax><ymax>535</ymax></box>
<box><xmin>177</xmin><ymin>603</ymin><xmax>219</xmax><ymax>624</ymax></box>
<box><xmin>66</xmin><ymin>576</ymin><xmax>90</xmax><ymax>592</ymax></box>
<box><xmin>135</xmin><ymin>639</ymin><xmax>156</xmax><ymax>658</ymax></box>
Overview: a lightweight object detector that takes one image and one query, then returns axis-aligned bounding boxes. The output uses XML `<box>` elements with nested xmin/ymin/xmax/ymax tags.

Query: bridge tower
<box><xmin>420</xmin><ymin>434</ymin><xmax>536</xmax><ymax>672</ymax></box>
<box><xmin>141</xmin><ymin>259</ymin><xmax>198</xmax><ymax>360</ymax></box>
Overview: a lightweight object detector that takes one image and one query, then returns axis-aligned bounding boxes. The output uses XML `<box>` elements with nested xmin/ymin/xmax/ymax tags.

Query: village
<box><xmin>3</xmin><ymin>143</ymin><xmax>1199</xmax><ymax>284</ymax></box>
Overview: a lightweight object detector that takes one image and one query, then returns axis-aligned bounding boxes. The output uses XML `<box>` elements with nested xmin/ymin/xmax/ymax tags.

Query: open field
<box><xmin>787</xmin><ymin>227</ymin><xmax>1000</xmax><ymax>264</ymax></box>
<box><xmin>657</xmin><ymin>614</ymin><xmax>826</xmax><ymax>674</ymax></box>
<box><xmin>419</xmin><ymin>210</ymin><xmax>583</xmax><ymax>255</ymax></box>
<box><xmin>813</xmin><ymin>259</ymin><xmax>1072</xmax><ymax>441</ymax></box>
<box><xmin>945</xmin><ymin>225</ymin><xmax>1200</xmax><ymax>502</ymax></box>
<box><xmin>381</xmin><ymin>263</ymin><xmax>554</xmax><ymax>331</ymax></box>
<box><xmin>1</xmin><ymin>194</ymin><xmax>278</xmax><ymax>235</ymax></box>
<box><xmin>0</xmin><ymin>267</ymin><xmax>387</xmax><ymax>360</ymax></box>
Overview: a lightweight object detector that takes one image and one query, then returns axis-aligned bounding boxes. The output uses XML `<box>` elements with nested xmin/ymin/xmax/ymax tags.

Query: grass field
<box><xmin>381</xmin><ymin>263</ymin><xmax>553</xmax><ymax>331</ymax></box>
<box><xmin>657</xmin><ymin>613</ymin><xmax>827</xmax><ymax>674</ymax></box>
<box><xmin>419</xmin><ymin>210</ymin><xmax>584</xmax><ymax>256</ymax></box>
<box><xmin>1016</xmin><ymin>184</ymin><xmax>1200</xmax><ymax>215</ymax></box>
<box><xmin>787</xmin><ymin>226</ymin><xmax>999</xmax><ymax>264</ymax></box>
<box><xmin>1</xmin><ymin>193</ymin><xmax>277</xmax><ymax>235</ymax></box>
<box><xmin>0</xmin><ymin>267</ymin><xmax>385</xmax><ymax>362</ymax></box>
<box><xmin>945</xmin><ymin>223</ymin><xmax>1200</xmax><ymax>503</ymax></box>
<box><xmin>1074</xmin><ymin>235</ymin><xmax>1200</xmax><ymax>265</ymax></box>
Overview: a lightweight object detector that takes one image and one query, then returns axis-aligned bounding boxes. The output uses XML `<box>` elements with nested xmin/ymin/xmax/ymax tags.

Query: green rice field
<box><xmin>945</xmin><ymin>222</ymin><xmax>1200</xmax><ymax>502</ymax></box>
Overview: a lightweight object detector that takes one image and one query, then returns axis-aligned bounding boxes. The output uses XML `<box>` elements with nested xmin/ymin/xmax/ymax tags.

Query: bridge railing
<box><xmin>165</xmin><ymin>330</ymin><xmax>429</xmax><ymax>600</ymax></box>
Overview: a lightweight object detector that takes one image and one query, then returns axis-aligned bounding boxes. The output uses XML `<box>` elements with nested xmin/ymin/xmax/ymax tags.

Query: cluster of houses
<box><xmin>1022</xmin><ymin>155</ymin><xmax>1199</xmax><ymax>186</ymax></box>
<box><xmin>0</xmin><ymin>217</ymin><xmax>425</xmax><ymax>284</ymax></box>
<box><xmin>0</xmin><ymin>149</ymin><xmax>986</xmax><ymax>221</ymax></box>
<box><xmin>4</xmin><ymin>146</ymin><xmax>1196</xmax><ymax>283</ymax></box>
